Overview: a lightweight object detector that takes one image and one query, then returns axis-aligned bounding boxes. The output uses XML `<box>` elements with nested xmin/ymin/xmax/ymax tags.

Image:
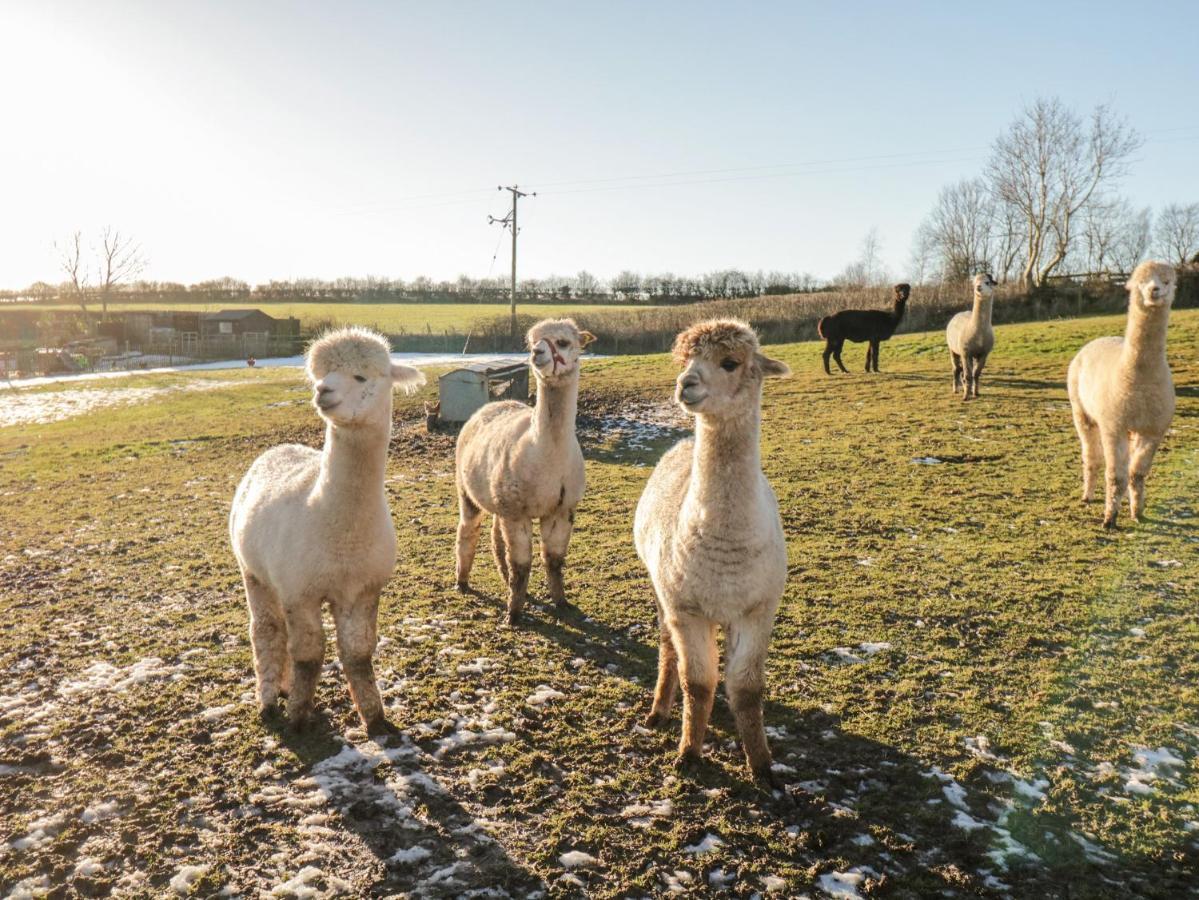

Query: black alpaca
<box><xmin>816</xmin><ymin>283</ymin><xmax>910</xmax><ymax>375</ymax></box>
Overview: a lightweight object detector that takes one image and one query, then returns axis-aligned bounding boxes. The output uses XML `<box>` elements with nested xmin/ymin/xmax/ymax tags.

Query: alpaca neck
<box><xmin>316</xmin><ymin>416</ymin><xmax>390</xmax><ymax>510</ymax></box>
<box><xmin>970</xmin><ymin>293</ymin><xmax>993</xmax><ymax>328</ymax></box>
<box><xmin>1121</xmin><ymin>304</ymin><xmax>1169</xmax><ymax>371</ymax></box>
<box><xmin>531</xmin><ymin>371</ymin><xmax>578</xmax><ymax>445</ymax></box>
<box><xmin>892</xmin><ymin>299</ymin><xmax>907</xmax><ymax>325</ymax></box>
<box><xmin>687</xmin><ymin>405</ymin><xmax>762</xmax><ymax>514</ymax></box>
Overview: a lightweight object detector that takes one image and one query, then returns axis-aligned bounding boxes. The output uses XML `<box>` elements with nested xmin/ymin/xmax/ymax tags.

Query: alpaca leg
<box><xmin>539</xmin><ymin>507</ymin><xmax>575</xmax><ymax>606</ymax></box>
<box><xmin>951</xmin><ymin>352</ymin><xmax>963</xmax><ymax>394</ymax></box>
<box><xmin>725</xmin><ymin>614</ymin><xmax>775</xmax><ymax>783</ymax></box>
<box><xmin>961</xmin><ymin>354</ymin><xmax>974</xmax><ymax>400</ymax></box>
<box><xmin>332</xmin><ymin>591</ymin><xmax>393</xmax><ymax>736</ymax></box>
<box><xmin>832</xmin><ymin>340</ymin><xmax>848</xmax><ymax>374</ymax></box>
<box><xmin>454</xmin><ymin>489</ymin><xmax>484</xmax><ymax>591</ymax></box>
<box><xmin>866</xmin><ymin>341</ymin><xmax>878</xmax><ymax>373</ymax></box>
<box><xmin>491</xmin><ymin>516</ymin><xmax>509</xmax><ymax>584</ymax></box>
<box><xmin>499</xmin><ymin>516</ymin><xmax>533</xmax><ymax>624</ymax></box>
<box><xmin>245</xmin><ymin>572</ymin><xmax>288</xmax><ymax>715</ymax></box>
<box><xmin>672</xmin><ymin>615</ymin><xmax>719</xmax><ymax>766</ymax></box>
<box><xmin>283</xmin><ymin>599</ymin><xmax>325</xmax><ymax>729</ymax></box>
<box><xmin>821</xmin><ymin>341</ymin><xmax>834</xmax><ymax>376</ymax></box>
<box><xmin>971</xmin><ymin>355</ymin><xmax>986</xmax><ymax>398</ymax></box>
<box><xmin>1128</xmin><ymin>433</ymin><xmax>1161</xmax><ymax>522</ymax></box>
<box><xmin>1072</xmin><ymin>406</ymin><xmax>1102</xmax><ymax>503</ymax></box>
<box><xmin>645</xmin><ymin>600</ymin><xmax>680</xmax><ymax>727</ymax></box>
<box><xmin>1100</xmin><ymin>429</ymin><xmax>1130</xmax><ymax>529</ymax></box>
<box><xmin>871</xmin><ymin>340</ymin><xmax>881</xmax><ymax>373</ymax></box>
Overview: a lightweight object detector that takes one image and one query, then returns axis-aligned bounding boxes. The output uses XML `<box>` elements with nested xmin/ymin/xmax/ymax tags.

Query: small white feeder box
<box><xmin>437</xmin><ymin>361</ymin><xmax>529</xmax><ymax>423</ymax></box>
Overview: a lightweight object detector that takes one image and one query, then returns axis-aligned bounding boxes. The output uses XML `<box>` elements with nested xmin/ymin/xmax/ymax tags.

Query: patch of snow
<box><xmin>817</xmin><ymin>869</ymin><xmax>866</xmax><ymax>898</ymax></box>
<box><xmin>73</xmin><ymin>857</ymin><xmax>105</xmax><ymax>877</ymax></box>
<box><xmin>389</xmin><ymin>845</ymin><xmax>432</xmax><ymax>867</ymax></box>
<box><xmin>170</xmin><ymin>864</ymin><xmax>209</xmax><ymax>895</ymax></box>
<box><xmin>559</xmin><ymin>850</ymin><xmax>598</xmax><ymax>868</ymax></box>
<box><xmin>762</xmin><ymin>874</ymin><xmax>787</xmax><ymax>892</ymax></box>
<box><xmin>682</xmin><ymin>833</ymin><xmax>724</xmax><ymax>854</ymax></box>
<box><xmin>526</xmin><ymin>686</ymin><xmax>566</xmax><ymax>706</ymax></box>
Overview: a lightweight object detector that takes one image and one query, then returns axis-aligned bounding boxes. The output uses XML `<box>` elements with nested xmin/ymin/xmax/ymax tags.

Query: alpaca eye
<box><xmin>720</xmin><ymin>358</ymin><xmax>739</xmax><ymax>372</ymax></box>
<box><xmin>556</xmin><ymin>339</ymin><xmax>570</xmax><ymax>349</ymax></box>
<box><xmin>354</xmin><ymin>375</ymin><xmax>367</xmax><ymax>383</ymax></box>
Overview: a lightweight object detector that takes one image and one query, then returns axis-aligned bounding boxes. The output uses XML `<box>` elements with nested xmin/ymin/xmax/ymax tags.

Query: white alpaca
<box><xmin>634</xmin><ymin>319</ymin><xmax>791</xmax><ymax>783</ymax></box>
<box><xmin>455</xmin><ymin>319</ymin><xmax>596</xmax><ymax>624</ymax></box>
<box><xmin>230</xmin><ymin>327</ymin><xmax>424</xmax><ymax>733</ymax></box>
<box><xmin>946</xmin><ymin>273</ymin><xmax>998</xmax><ymax>399</ymax></box>
<box><xmin>1068</xmin><ymin>260</ymin><xmax>1177</xmax><ymax>529</ymax></box>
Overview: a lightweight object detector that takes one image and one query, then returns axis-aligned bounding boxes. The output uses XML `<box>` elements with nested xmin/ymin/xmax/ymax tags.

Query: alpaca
<box><xmin>816</xmin><ymin>282</ymin><xmax>910</xmax><ymax>374</ymax></box>
<box><xmin>634</xmin><ymin>319</ymin><xmax>791</xmax><ymax>783</ymax></box>
<box><xmin>229</xmin><ymin>327</ymin><xmax>425</xmax><ymax>734</ymax></box>
<box><xmin>454</xmin><ymin>319</ymin><xmax>596</xmax><ymax>624</ymax></box>
<box><xmin>946</xmin><ymin>273</ymin><xmax>998</xmax><ymax>399</ymax></box>
<box><xmin>1068</xmin><ymin>260</ymin><xmax>1177</xmax><ymax>529</ymax></box>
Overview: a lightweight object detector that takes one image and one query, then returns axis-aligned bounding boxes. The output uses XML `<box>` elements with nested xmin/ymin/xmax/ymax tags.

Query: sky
<box><xmin>2</xmin><ymin>0</ymin><xmax>1197</xmax><ymax>288</ymax></box>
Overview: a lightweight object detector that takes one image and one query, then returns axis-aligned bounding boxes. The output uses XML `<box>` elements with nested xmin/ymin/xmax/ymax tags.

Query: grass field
<box><xmin>1</xmin><ymin>312</ymin><xmax>1197</xmax><ymax>897</ymax></box>
<box><xmin>8</xmin><ymin>301</ymin><xmax>649</xmax><ymax>335</ymax></box>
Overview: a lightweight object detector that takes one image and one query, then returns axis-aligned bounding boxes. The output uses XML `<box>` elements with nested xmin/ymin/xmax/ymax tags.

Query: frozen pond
<box><xmin>1</xmin><ymin>351</ymin><xmax>529</xmax><ymax>390</ymax></box>
<box><xmin>0</xmin><ymin>352</ymin><xmax>537</xmax><ymax>428</ymax></box>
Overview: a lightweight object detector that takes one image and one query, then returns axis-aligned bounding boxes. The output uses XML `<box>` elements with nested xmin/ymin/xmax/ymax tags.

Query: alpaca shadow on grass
<box><xmin>990</xmin><ymin>377</ymin><xmax>1068</xmax><ymax>392</ymax></box>
<box><xmin>519</xmin><ymin>598</ymin><xmax>1197</xmax><ymax>896</ymax></box>
<box><xmin>264</xmin><ymin>686</ymin><xmax>544</xmax><ymax>897</ymax></box>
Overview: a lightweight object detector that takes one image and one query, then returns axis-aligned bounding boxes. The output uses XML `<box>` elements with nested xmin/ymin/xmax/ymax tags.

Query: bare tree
<box><xmin>1154</xmin><ymin>202</ymin><xmax>1199</xmax><ymax>265</ymax></box>
<box><xmin>96</xmin><ymin>227</ymin><xmax>147</xmax><ymax>314</ymax></box>
<box><xmin>915</xmin><ymin>178</ymin><xmax>998</xmax><ymax>281</ymax></box>
<box><xmin>55</xmin><ymin>230</ymin><xmax>88</xmax><ymax>311</ymax></box>
<box><xmin>1077</xmin><ymin>198</ymin><xmax>1150</xmax><ymax>274</ymax></box>
<box><xmin>838</xmin><ymin>227</ymin><xmax>888</xmax><ymax>287</ymax></box>
<box><xmin>986</xmin><ymin>98</ymin><xmax>1140</xmax><ymax>288</ymax></box>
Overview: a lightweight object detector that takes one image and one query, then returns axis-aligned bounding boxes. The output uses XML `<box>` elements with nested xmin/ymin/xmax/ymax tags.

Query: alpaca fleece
<box><xmin>635</xmin><ymin>318</ymin><xmax>791</xmax><ymax>783</ymax></box>
<box><xmin>230</xmin><ymin>326</ymin><xmax>424</xmax><ymax>734</ymax></box>
<box><xmin>1068</xmin><ymin>260</ymin><xmax>1177</xmax><ymax>528</ymax></box>
<box><xmin>946</xmin><ymin>273</ymin><xmax>998</xmax><ymax>399</ymax></box>
<box><xmin>454</xmin><ymin>318</ymin><xmax>596</xmax><ymax>623</ymax></box>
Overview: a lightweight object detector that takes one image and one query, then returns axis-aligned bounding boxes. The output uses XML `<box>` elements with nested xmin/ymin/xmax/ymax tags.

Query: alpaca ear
<box><xmin>390</xmin><ymin>362</ymin><xmax>427</xmax><ymax>394</ymax></box>
<box><xmin>579</xmin><ymin>330</ymin><xmax>597</xmax><ymax>348</ymax></box>
<box><xmin>757</xmin><ymin>353</ymin><xmax>791</xmax><ymax>378</ymax></box>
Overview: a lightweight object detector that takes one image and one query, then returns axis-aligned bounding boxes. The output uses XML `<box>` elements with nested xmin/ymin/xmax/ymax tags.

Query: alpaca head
<box><xmin>305</xmin><ymin>326</ymin><xmax>426</xmax><ymax>427</ymax></box>
<box><xmin>973</xmin><ymin>273</ymin><xmax>997</xmax><ymax>297</ymax></box>
<box><xmin>526</xmin><ymin>319</ymin><xmax>597</xmax><ymax>381</ymax></box>
<box><xmin>894</xmin><ymin>283</ymin><xmax>911</xmax><ymax>303</ymax></box>
<box><xmin>671</xmin><ymin>318</ymin><xmax>790</xmax><ymax>418</ymax></box>
<box><xmin>1126</xmin><ymin>260</ymin><xmax>1176</xmax><ymax>311</ymax></box>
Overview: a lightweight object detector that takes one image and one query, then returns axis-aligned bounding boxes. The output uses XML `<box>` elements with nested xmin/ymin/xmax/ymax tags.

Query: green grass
<box><xmin>11</xmin><ymin>300</ymin><xmax>652</xmax><ymax>334</ymax></box>
<box><xmin>1</xmin><ymin>312</ymin><xmax>1196</xmax><ymax>897</ymax></box>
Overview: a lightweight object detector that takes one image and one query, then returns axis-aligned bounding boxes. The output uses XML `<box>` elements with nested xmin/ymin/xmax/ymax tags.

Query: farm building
<box><xmin>437</xmin><ymin>361</ymin><xmax>529</xmax><ymax>423</ymax></box>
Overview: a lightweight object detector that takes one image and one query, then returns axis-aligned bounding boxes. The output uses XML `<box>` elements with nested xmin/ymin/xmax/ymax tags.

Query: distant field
<box><xmin>10</xmin><ymin>301</ymin><xmax>653</xmax><ymax>334</ymax></box>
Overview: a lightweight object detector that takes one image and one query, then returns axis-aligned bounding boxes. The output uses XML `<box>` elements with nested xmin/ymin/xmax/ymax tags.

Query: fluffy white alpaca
<box><xmin>634</xmin><ymin>319</ymin><xmax>790</xmax><ymax>783</ymax></box>
<box><xmin>1068</xmin><ymin>260</ymin><xmax>1177</xmax><ymax>529</ymax></box>
<box><xmin>454</xmin><ymin>319</ymin><xmax>596</xmax><ymax>624</ymax></box>
<box><xmin>946</xmin><ymin>273</ymin><xmax>998</xmax><ymax>399</ymax></box>
<box><xmin>230</xmin><ymin>327</ymin><xmax>424</xmax><ymax>733</ymax></box>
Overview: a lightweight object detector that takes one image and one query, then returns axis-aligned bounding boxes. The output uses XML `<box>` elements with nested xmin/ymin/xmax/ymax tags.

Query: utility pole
<box><xmin>488</xmin><ymin>185</ymin><xmax>535</xmax><ymax>337</ymax></box>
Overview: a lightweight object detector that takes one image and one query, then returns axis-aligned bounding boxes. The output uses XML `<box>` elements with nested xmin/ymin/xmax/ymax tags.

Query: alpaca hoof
<box><xmin>505</xmin><ymin>609</ymin><xmax>522</xmax><ymax>627</ymax></box>
<box><xmin>365</xmin><ymin>715</ymin><xmax>399</xmax><ymax>738</ymax></box>
<box><xmin>455</xmin><ymin>580</ymin><xmax>471</xmax><ymax>594</ymax></box>
<box><xmin>644</xmin><ymin>710</ymin><xmax>669</xmax><ymax>729</ymax></box>
<box><xmin>288</xmin><ymin>711</ymin><xmax>315</xmax><ymax>734</ymax></box>
<box><xmin>1102</xmin><ymin>517</ymin><xmax>1118</xmax><ymax>530</ymax></box>
<box><xmin>259</xmin><ymin>702</ymin><xmax>284</xmax><ymax>725</ymax></box>
<box><xmin>751</xmin><ymin>763</ymin><xmax>779</xmax><ymax>789</ymax></box>
<box><xmin>673</xmin><ymin>749</ymin><xmax>703</xmax><ymax>774</ymax></box>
